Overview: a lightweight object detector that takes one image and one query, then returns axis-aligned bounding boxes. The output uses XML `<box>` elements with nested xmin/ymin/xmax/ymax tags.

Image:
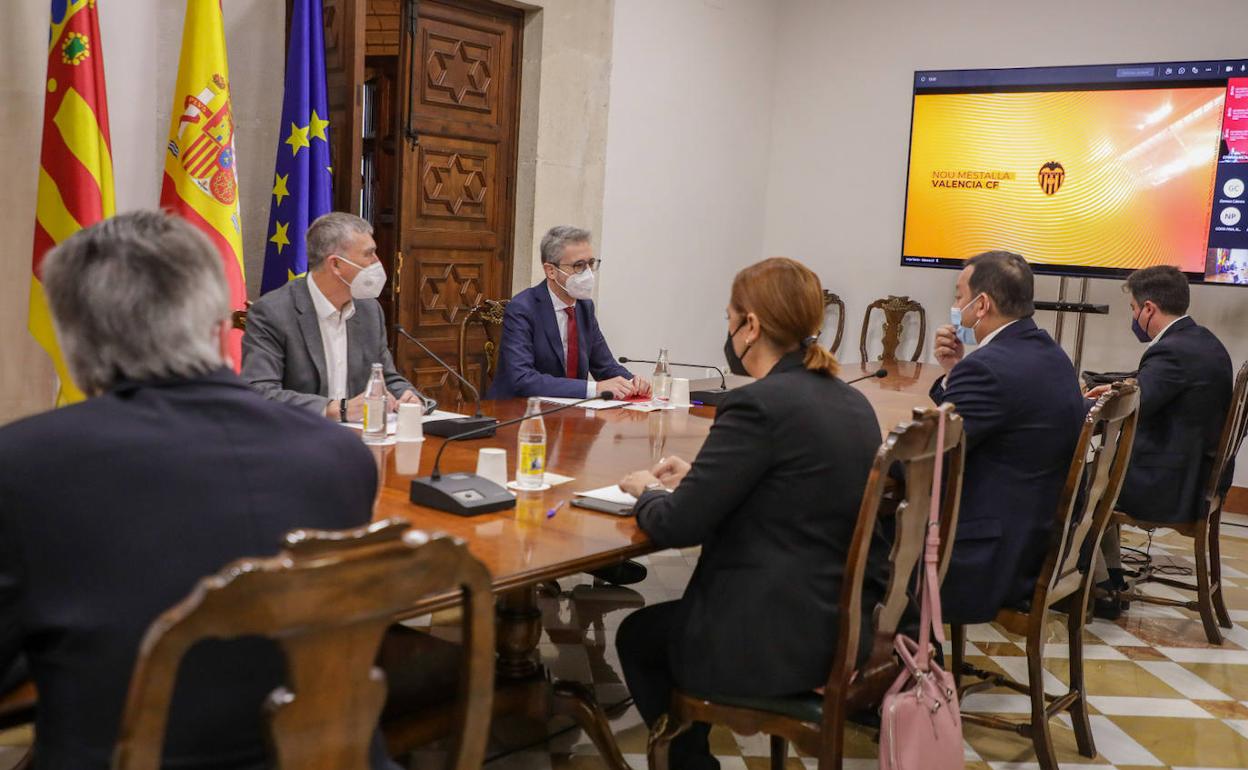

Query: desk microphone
<box><xmin>845</xmin><ymin>368</ymin><xmax>888</xmax><ymax>385</ymax></box>
<box><xmin>395</xmin><ymin>324</ymin><xmax>499</xmax><ymax>438</ymax></box>
<box><xmin>409</xmin><ymin>392</ymin><xmax>618</xmax><ymax>516</ymax></box>
<box><xmin>619</xmin><ymin>356</ymin><xmax>727</xmax><ymax>390</ymax></box>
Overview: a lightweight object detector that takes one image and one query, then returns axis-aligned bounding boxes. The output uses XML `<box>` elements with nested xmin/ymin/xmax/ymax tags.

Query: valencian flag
<box><xmin>161</xmin><ymin>0</ymin><xmax>246</xmax><ymax>368</ymax></box>
<box><xmin>30</xmin><ymin>0</ymin><xmax>115</xmax><ymax>404</ymax></box>
<box><xmin>261</xmin><ymin>0</ymin><xmax>333</xmax><ymax>294</ymax></box>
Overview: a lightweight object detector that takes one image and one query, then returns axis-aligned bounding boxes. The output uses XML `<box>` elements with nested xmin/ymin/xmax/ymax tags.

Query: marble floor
<box><xmin>5</xmin><ymin>512</ymin><xmax>1248</xmax><ymax>770</ymax></box>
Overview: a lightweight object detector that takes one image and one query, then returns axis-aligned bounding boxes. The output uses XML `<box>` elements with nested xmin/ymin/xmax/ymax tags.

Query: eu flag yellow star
<box><xmin>270</xmin><ymin>221</ymin><xmax>291</xmax><ymax>254</ymax></box>
<box><xmin>272</xmin><ymin>173</ymin><xmax>290</xmax><ymax>205</ymax></box>
<box><xmin>309</xmin><ymin>110</ymin><xmax>330</xmax><ymax>142</ymax></box>
<box><xmin>285</xmin><ymin>122</ymin><xmax>310</xmax><ymax>156</ymax></box>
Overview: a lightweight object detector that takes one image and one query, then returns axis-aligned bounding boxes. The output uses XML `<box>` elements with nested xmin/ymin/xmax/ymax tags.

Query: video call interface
<box><xmin>901</xmin><ymin>59</ymin><xmax>1248</xmax><ymax>285</ymax></box>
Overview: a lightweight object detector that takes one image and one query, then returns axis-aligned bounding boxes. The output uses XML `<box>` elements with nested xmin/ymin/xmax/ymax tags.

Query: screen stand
<box><xmin>1037</xmin><ymin>276</ymin><xmax>1108</xmax><ymax>374</ymax></box>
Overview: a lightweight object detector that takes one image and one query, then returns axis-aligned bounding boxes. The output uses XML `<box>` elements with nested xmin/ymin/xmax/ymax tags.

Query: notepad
<box><xmin>341</xmin><ymin>410</ymin><xmax>468</xmax><ymax>433</ymax></box>
<box><xmin>540</xmin><ymin>397</ymin><xmax>629</xmax><ymax>410</ymax></box>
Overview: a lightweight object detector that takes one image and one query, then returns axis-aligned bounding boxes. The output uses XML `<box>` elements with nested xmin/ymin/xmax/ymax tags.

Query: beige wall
<box><xmin>0</xmin><ymin>0</ymin><xmax>283</xmax><ymax>425</ymax></box>
<box><xmin>758</xmin><ymin>0</ymin><xmax>1248</xmax><ymax>483</ymax></box>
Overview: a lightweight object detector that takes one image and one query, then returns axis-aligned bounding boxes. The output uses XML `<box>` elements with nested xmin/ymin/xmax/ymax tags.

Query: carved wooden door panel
<box><xmin>393</xmin><ymin>0</ymin><xmax>521</xmax><ymax>407</ymax></box>
<box><xmin>323</xmin><ymin>0</ymin><xmax>367</xmax><ymax>214</ymax></box>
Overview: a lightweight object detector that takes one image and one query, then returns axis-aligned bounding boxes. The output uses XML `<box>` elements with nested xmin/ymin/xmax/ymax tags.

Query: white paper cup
<box><xmin>670</xmin><ymin>377</ymin><xmax>691</xmax><ymax>407</ymax></box>
<box><xmin>397</xmin><ymin>403</ymin><xmax>425</xmax><ymax>442</ymax></box>
<box><xmin>476</xmin><ymin>447</ymin><xmax>508</xmax><ymax>487</ymax></box>
<box><xmin>395</xmin><ymin>442</ymin><xmax>423</xmax><ymax>475</ymax></box>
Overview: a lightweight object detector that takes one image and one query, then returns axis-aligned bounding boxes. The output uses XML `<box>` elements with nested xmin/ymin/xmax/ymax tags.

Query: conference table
<box><xmin>368</xmin><ymin>359</ymin><xmax>942</xmax><ymax>768</ymax></box>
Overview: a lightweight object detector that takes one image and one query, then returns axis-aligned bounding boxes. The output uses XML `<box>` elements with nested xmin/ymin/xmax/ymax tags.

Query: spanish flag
<box><xmin>161</xmin><ymin>0</ymin><xmax>246</xmax><ymax>368</ymax></box>
<box><xmin>30</xmin><ymin>0</ymin><xmax>115</xmax><ymax>404</ymax></box>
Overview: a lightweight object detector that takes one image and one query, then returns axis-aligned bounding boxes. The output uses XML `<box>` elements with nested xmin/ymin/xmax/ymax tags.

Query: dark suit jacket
<box><xmin>485</xmin><ymin>281</ymin><xmax>633</xmax><ymax>399</ymax></box>
<box><xmin>0</xmin><ymin>370</ymin><xmax>393</xmax><ymax>770</ymax></box>
<box><xmin>930</xmin><ymin>318</ymin><xmax>1085</xmax><ymax>624</ymax></box>
<box><xmin>241</xmin><ymin>277</ymin><xmax>425</xmax><ymax>413</ymax></box>
<box><xmin>633</xmin><ymin>353</ymin><xmax>884</xmax><ymax>697</ymax></box>
<box><xmin>1116</xmin><ymin>317</ymin><xmax>1233</xmax><ymax>523</ymax></box>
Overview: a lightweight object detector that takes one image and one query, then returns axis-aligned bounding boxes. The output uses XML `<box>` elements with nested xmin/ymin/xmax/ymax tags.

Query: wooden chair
<box><xmin>456</xmin><ymin>299</ymin><xmax>509</xmax><ymax>400</ymax></box>
<box><xmin>952</xmin><ymin>381</ymin><xmax>1140</xmax><ymax>770</ymax></box>
<box><xmin>859</xmin><ymin>295</ymin><xmax>925</xmax><ymax>363</ymax></box>
<box><xmin>113</xmin><ymin>519</ymin><xmax>495</xmax><ymax>770</ymax></box>
<box><xmin>231</xmin><ymin>300</ymin><xmax>252</xmax><ymax>332</ymax></box>
<box><xmin>647</xmin><ymin>404</ymin><xmax>966</xmax><ymax>770</ymax></box>
<box><xmin>1114</xmin><ymin>361</ymin><xmax>1248</xmax><ymax>644</ymax></box>
<box><xmin>0</xmin><ymin>681</ymin><xmax>35</xmax><ymax>770</ymax></box>
<box><xmin>822</xmin><ymin>291</ymin><xmax>845</xmax><ymax>355</ymax></box>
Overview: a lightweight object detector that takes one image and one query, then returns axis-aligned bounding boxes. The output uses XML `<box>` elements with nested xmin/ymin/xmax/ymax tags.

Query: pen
<box><xmin>546</xmin><ymin>500</ymin><xmax>565</xmax><ymax>519</ymax></box>
<box><xmin>690</xmin><ymin>400</ymin><xmax>704</xmax><ymax>406</ymax></box>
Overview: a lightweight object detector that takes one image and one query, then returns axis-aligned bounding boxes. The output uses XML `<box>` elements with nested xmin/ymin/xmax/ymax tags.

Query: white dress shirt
<box><xmin>1148</xmin><ymin>314</ymin><xmax>1189</xmax><ymax>347</ymax></box>
<box><xmin>547</xmin><ymin>285</ymin><xmax>596</xmax><ymax>398</ymax></box>
<box><xmin>307</xmin><ymin>275</ymin><xmax>356</xmax><ymax>401</ymax></box>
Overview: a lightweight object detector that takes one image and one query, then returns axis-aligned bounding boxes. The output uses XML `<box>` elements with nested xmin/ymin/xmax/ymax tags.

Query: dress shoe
<box><xmin>1091</xmin><ymin>578</ymin><xmax>1130</xmax><ymax>621</ymax></box>
<box><xmin>587</xmin><ymin>559</ymin><xmax>648</xmax><ymax>586</ymax></box>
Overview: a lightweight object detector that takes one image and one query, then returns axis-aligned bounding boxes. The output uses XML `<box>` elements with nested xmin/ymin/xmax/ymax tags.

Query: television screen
<box><xmin>901</xmin><ymin>60</ymin><xmax>1248</xmax><ymax>285</ymax></box>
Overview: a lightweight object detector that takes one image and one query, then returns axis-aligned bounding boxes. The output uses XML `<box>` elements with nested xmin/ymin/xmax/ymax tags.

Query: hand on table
<box><xmin>597</xmin><ymin>376</ymin><xmax>639</xmax><ymax>399</ymax></box>
<box><xmin>650</xmin><ymin>455</ymin><xmax>691</xmax><ymax>489</ymax></box>
<box><xmin>631</xmin><ymin>376</ymin><xmax>653</xmax><ymax>397</ymax></box>
<box><xmin>1084</xmin><ymin>384</ymin><xmax>1111</xmax><ymax>400</ymax></box>
<box><xmin>397</xmin><ymin>389</ymin><xmax>434</xmax><ymax>413</ymax></box>
<box><xmin>619</xmin><ymin>470</ymin><xmax>661</xmax><ymax>498</ymax></box>
<box><xmin>933</xmin><ymin>325</ymin><xmax>965</xmax><ymax>375</ymax></box>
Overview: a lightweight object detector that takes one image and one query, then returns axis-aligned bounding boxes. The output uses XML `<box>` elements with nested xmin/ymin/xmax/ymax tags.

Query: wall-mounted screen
<box><xmin>901</xmin><ymin>60</ymin><xmax>1248</xmax><ymax>285</ymax></box>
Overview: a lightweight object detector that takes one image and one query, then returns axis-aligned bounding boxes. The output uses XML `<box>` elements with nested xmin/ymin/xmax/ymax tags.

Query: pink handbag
<box><xmin>879</xmin><ymin>410</ymin><xmax>964</xmax><ymax>770</ymax></box>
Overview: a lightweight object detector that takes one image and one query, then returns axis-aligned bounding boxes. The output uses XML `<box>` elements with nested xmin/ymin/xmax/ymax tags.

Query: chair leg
<box><xmin>1066</xmin><ymin>591</ymin><xmax>1097</xmax><ymax>758</ymax></box>
<box><xmin>770</xmin><ymin>735</ymin><xmax>788</xmax><ymax>770</ymax></box>
<box><xmin>1210</xmin><ymin>513</ymin><xmax>1233</xmax><ymax>629</ymax></box>
<box><xmin>951</xmin><ymin>624</ymin><xmax>966</xmax><ymax>692</ymax></box>
<box><xmin>647</xmin><ymin>713</ymin><xmax>692</xmax><ymax>770</ymax></box>
<box><xmin>1026</xmin><ymin>617</ymin><xmax>1059</xmax><ymax>770</ymax></box>
<box><xmin>1194</xmin><ymin>522</ymin><xmax>1225</xmax><ymax>646</ymax></box>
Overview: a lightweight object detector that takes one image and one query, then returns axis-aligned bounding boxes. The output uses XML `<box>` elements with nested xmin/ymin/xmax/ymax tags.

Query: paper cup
<box><xmin>476</xmin><ymin>447</ymin><xmax>508</xmax><ymax>487</ymax></box>
<box><xmin>670</xmin><ymin>377</ymin><xmax>691</xmax><ymax>407</ymax></box>
<box><xmin>395</xmin><ymin>442</ymin><xmax>423</xmax><ymax>476</ymax></box>
<box><xmin>397</xmin><ymin>402</ymin><xmax>425</xmax><ymax>442</ymax></box>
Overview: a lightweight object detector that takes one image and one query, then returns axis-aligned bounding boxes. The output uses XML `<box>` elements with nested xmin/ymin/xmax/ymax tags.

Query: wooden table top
<box><xmin>371</xmin><ymin>359</ymin><xmax>942</xmax><ymax>606</ymax></box>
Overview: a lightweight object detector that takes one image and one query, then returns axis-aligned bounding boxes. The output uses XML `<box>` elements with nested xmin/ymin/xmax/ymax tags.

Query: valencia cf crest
<box><xmin>1038</xmin><ymin>161</ymin><xmax>1065</xmax><ymax>196</ymax></box>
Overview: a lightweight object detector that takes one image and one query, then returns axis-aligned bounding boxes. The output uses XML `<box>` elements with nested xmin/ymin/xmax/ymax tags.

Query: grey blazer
<box><xmin>241</xmin><ymin>277</ymin><xmax>431</xmax><ymax>414</ymax></box>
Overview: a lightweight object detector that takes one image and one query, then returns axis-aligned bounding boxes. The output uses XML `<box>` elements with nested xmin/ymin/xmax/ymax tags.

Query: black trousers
<box><xmin>616</xmin><ymin>601</ymin><xmax>718</xmax><ymax>770</ymax></box>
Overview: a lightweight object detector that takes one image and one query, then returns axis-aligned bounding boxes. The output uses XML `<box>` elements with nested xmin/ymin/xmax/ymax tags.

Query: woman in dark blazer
<box><xmin>616</xmin><ymin>257</ymin><xmax>884</xmax><ymax>770</ymax></box>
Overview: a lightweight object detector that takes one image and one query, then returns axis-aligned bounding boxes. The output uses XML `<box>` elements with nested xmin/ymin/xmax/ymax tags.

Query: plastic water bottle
<box><xmin>362</xmin><ymin>363</ymin><xmax>388</xmax><ymax>444</ymax></box>
<box><xmin>515</xmin><ymin>397</ymin><xmax>547</xmax><ymax>489</ymax></box>
<box><xmin>652</xmin><ymin>348</ymin><xmax>672</xmax><ymax>406</ymax></box>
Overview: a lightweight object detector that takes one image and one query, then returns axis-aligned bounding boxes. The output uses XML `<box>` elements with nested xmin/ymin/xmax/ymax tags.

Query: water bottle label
<box><xmin>518</xmin><ymin>443</ymin><xmax>545</xmax><ymax>478</ymax></box>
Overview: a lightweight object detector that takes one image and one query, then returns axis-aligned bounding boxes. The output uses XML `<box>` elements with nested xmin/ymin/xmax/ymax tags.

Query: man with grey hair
<box><xmin>487</xmin><ymin>224</ymin><xmax>649</xmax><ymax>400</ymax></box>
<box><xmin>242</xmin><ymin>211</ymin><xmax>435</xmax><ymax>422</ymax></box>
<box><xmin>0</xmin><ymin>211</ymin><xmax>395</xmax><ymax>768</ymax></box>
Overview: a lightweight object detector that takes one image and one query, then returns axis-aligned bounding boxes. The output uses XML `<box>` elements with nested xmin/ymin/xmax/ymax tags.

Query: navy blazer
<box><xmin>930</xmin><ymin>318</ymin><xmax>1086</xmax><ymax>624</ymax></box>
<box><xmin>0</xmin><ymin>370</ymin><xmax>394</xmax><ymax>770</ymax></box>
<box><xmin>486</xmin><ymin>280</ymin><xmax>633</xmax><ymax>399</ymax></box>
<box><xmin>1116</xmin><ymin>317</ymin><xmax>1233</xmax><ymax>523</ymax></box>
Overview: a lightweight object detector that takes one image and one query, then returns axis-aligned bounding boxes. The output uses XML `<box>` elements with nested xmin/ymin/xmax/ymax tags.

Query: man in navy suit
<box><xmin>487</xmin><ymin>225</ymin><xmax>651</xmax><ymax>400</ymax></box>
<box><xmin>930</xmin><ymin>251</ymin><xmax>1086</xmax><ymax>624</ymax></box>
<box><xmin>1088</xmin><ymin>266</ymin><xmax>1233</xmax><ymax>615</ymax></box>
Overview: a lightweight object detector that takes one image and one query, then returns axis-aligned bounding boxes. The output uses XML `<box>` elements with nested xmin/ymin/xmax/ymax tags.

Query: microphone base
<box><xmin>423</xmin><ymin>416</ymin><xmax>499</xmax><ymax>438</ymax></box>
<box><xmin>689</xmin><ymin>388</ymin><xmax>730</xmax><ymax>407</ymax></box>
<box><xmin>409</xmin><ymin>473</ymin><xmax>516</xmax><ymax>516</ymax></box>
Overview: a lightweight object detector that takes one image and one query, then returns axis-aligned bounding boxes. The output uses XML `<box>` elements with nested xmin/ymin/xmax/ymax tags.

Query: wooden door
<box><xmin>392</xmin><ymin>0</ymin><xmax>522</xmax><ymax>408</ymax></box>
<box><xmin>323</xmin><ymin>0</ymin><xmax>367</xmax><ymax>215</ymax></box>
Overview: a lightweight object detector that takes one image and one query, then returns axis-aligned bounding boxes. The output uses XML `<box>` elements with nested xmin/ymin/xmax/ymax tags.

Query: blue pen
<box><xmin>546</xmin><ymin>500</ymin><xmax>565</xmax><ymax>519</ymax></box>
<box><xmin>690</xmin><ymin>400</ymin><xmax>704</xmax><ymax>406</ymax></box>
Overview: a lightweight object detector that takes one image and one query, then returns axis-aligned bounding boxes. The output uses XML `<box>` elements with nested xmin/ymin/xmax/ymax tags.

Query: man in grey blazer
<box><xmin>242</xmin><ymin>212</ymin><xmax>435</xmax><ymax>422</ymax></box>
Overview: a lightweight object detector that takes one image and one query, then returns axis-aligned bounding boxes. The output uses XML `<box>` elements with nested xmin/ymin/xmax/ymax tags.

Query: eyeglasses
<box><xmin>558</xmin><ymin>258</ymin><xmax>601</xmax><ymax>274</ymax></box>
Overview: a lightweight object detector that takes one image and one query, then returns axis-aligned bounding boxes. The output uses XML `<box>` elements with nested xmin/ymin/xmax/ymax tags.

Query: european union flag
<box><xmin>261</xmin><ymin>0</ymin><xmax>332</xmax><ymax>294</ymax></box>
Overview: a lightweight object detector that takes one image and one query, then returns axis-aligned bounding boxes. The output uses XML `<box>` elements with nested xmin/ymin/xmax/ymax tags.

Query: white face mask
<box><xmin>335</xmin><ymin>255</ymin><xmax>387</xmax><ymax>300</ymax></box>
<box><xmin>558</xmin><ymin>266</ymin><xmax>595</xmax><ymax>301</ymax></box>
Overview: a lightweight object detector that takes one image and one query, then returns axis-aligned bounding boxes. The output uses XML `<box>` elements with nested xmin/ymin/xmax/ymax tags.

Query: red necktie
<box><xmin>564</xmin><ymin>306</ymin><xmax>580</xmax><ymax>379</ymax></box>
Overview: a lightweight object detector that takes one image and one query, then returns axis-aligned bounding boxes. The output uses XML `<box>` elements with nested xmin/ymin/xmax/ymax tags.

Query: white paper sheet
<box><xmin>539</xmin><ymin>397</ymin><xmax>629</xmax><ymax>410</ymax></box>
<box><xmin>341</xmin><ymin>409</ymin><xmax>469</xmax><ymax>434</ymax></box>
<box><xmin>573</xmin><ymin>485</ymin><xmax>638</xmax><ymax>506</ymax></box>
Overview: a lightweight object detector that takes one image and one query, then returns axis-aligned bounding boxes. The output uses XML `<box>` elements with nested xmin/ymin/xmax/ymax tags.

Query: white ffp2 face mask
<box><xmin>558</xmin><ymin>267</ymin><xmax>595</xmax><ymax>301</ymax></box>
<box><xmin>336</xmin><ymin>256</ymin><xmax>387</xmax><ymax>300</ymax></box>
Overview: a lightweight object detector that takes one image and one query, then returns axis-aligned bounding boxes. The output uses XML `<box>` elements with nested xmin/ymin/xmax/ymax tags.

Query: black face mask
<box><xmin>724</xmin><ymin>320</ymin><xmax>752</xmax><ymax>376</ymax></box>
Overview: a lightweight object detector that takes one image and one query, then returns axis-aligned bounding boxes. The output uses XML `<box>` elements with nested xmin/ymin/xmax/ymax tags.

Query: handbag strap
<box><xmin>912</xmin><ymin>408</ymin><xmax>947</xmax><ymax>668</ymax></box>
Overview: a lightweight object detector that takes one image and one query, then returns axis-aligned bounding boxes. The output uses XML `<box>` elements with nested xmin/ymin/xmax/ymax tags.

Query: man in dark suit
<box><xmin>242</xmin><ymin>211</ymin><xmax>435</xmax><ymax>422</ymax></box>
<box><xmin>486</xmin><ymin>225</ymin><xmax>651</xmax><ymax>400</ymax></box>
<box><xmin>930</xmin><ymin>251</ymin><xmax>1086</xmax><ymax>624</ymax></box>
<box><xmin>1089</xmin><ymin>266</ymin><xmax>1233</xmax><ymax>613</ymax></box>
<box><xmin>0</xmin><ymin>212</ymin><xmax>396</xmax><ymax>769</ymax></box>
